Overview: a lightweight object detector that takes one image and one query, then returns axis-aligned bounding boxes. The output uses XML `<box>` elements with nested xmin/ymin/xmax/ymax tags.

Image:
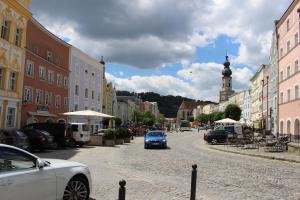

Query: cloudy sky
<box><xmin>30</xmin><ymin>0</ymin><xmax>291</xmax><ymax>101</ymax></box>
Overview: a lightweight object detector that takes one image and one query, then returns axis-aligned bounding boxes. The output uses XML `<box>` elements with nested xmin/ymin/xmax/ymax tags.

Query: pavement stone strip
<box><xmin>37</xmin><ymin>130</ymin><xmax>300</xmax><ymax>200</ymax></box>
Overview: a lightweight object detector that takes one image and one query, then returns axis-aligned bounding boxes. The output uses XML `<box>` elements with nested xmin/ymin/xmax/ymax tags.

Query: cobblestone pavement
<box><xmin>37</xmin><ymin>130</ymin><xmax>300</xmax><ymax>200</ymax></box>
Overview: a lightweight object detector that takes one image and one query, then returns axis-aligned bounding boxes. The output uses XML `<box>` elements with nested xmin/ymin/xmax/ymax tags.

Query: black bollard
<box><xmin>190</xmin><ymin>164</ymin><xmax>197</xmax><ymax>200</ymax></box>
<box><xmin>118</xmin><ymin>179</ymin><xmax>126</xmax><ymax>200</ymax></box>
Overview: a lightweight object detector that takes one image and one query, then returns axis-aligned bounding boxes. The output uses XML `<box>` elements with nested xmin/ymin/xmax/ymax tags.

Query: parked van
<box><xmin>69</xmin><ymin>123</ymin><xmax>90</xmax><ymax>147</ymax></box>
<box><xmin>24</xmin><ymin>122</ymin><xmax>91</xmax><ymax>148</ymax></box>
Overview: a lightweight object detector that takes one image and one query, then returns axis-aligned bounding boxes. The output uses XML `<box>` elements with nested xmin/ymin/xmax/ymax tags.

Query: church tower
<box><xmin>219</xmin><ymin>55</ymin><xmax>235</xmax><ymax>102</ymax></box>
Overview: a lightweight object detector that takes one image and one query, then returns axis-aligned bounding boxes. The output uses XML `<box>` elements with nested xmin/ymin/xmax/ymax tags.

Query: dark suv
<box><xmin>204</xmin><ymin>126</ymin><xmax>236</xmax><ymax>144</ymax></box>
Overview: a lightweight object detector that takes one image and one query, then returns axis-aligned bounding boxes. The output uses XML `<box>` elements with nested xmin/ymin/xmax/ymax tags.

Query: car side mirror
<box><xmin>36</xmin><ymin>159</ymin><xmax>45</xmax><ymax>169</ymax></box>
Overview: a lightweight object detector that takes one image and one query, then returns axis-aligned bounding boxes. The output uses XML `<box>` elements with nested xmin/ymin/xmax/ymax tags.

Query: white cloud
<box><xmin>106</xmin><ymin>73</ymin><xmax>200</xmax><ymax>99</ymax></box>
<box><xmin>106</xmin><ymin>62</ymin><xmax>253</xmax><ymax>101</ymax></box>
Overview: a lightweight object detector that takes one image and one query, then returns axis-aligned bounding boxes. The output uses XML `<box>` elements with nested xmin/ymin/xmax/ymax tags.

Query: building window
<box><xmin>98</xmin><ymin>94</ymin><xmax>100</xmax><ymax>101</ymax></box>
<box><xmin>74</xmin><ymin>104</ymin><xmax>78</xmax><ymax>111</ymax></box>
<box><xmin>85</xmin><ymin>88</ymin><xmax>88</xmax><ymax>98</ymax></box>
<box><xmin>295</xmin><ymin>60</ymin><xmax>299</xmax><ymax>73</ymax></box>
<box><xmin>280</xmin><ymin>71</ymin><xmax>283</xmax><ymax>81</ymax></box>
<box><xmin>25</xmin><ymin>61</ymin><xmax>34</xmax><ymax>77</ymax></box>
<box><xmin>92</xmin><ymin>90</ymin><xmax>94</xmax><ymax>99</ymax></box>
<box><xmin>55</xmin><ymin>95</ymin><xmax>61</xmax><ymax>108</ymax></box>
<box><xmin>35</xmin><ymin>89</ymin><xmax>43</xmax><ymax>105</ymax></box>
<box><xmin>287</xmin><ymin>66</ymin><xmax>290</xmax><ymax>77</ymax></box>
<box><xmin>6</xmin><ymin>107</ymin><xmax>16</xmax><ymax>128</ymax></box>
<box><xmin>0</xmin><ymin>67</ymin><xmax>5</xmax><ymax>89</ymax></box>
<box><xmin>75</xmin><ymin>85</ymin><xmax>79</xmax><ymax>95</ymax></box>
<box><xmin>45</xmin><ymin>91</ymin><xmax>50</xmax><ymax>106</ymax></box>
<box><xmin>63</xmin><ymin>77</ymin><xmax>68</xmax><ymax>88</ymax></box>
<box><xmin>295</xmin><ymin>85</ymin><xmax>299</xmax><ymax>99</ymax></box>
<box><xmin>287</xmin><ymin>41</ymin><xmax>291</xmax><ymax>52</ymax></box>
<box><xmin>280</xmin><ymin>92</ymin><xmax>283</xmax><ymax>104</ymax></box>
<box><xmin>57</xmin><ymin>74</ymin><xmax>62</xmax><ymax>87</ymax></box>
<box><xmin>49</xmin><ymin>92</ymin><xmax>52</xmax><ymax>105</ymax></box>
<box><xmin>14</xmin><ymin>28</ymin><xmax>22</xmax><ymax>46</ymax></box>
<box><xmin>47</xmin><ymin>50</ymin><xmax>53</xmax><ymax>62</ymax></box>
<box><xmin>85</xmin><ymin>106</ymin><xmax>88</xmax><ymax>110</ymax></box>
<box><xmin>48</xmin><ymin>70</ymin><xmax>54</xmax><ymax>84</ymax></box>
<box><xmin>295</xmin><ymin>33</ymin><xmax>299</xmax><ymax>45</ymax></box>
<box><xmin>280</xmin><ymin>48</ymin><xmax>283</xmax><ymax>57</ymax></box>
<box><xmin>33</xmin><ymin>45</ymin><xmax>39</xmax><ymax>54</ymax></box>
<box><xmin>287</xmin><ymin>120</ymin><xmax>291</xmax><ymax>134</ymax></box>
<box><xmin>39</xmin><ymin>66</ymin><xmax>46</xmax><ymax>80</ymax></box>
<box><xmin>9</xmin><ymin>71</ymin><xmax>17</xmax><ymax>91</ymax></box>
<box><xmin>64</xmin><ymin>97</ymin><xmax>68</xmax><ymax>109</ymax></box>
<box><xmin>287</xmin><ymin>89</ymin><xmax>291</xmax><ymax>101</ymax></box>
<box><xmin>1</xmin><ymin>19</ymin><xmax>10</xmax><ymax>41</ymax></box>
<box><xmin>287</xmin><ymin>19</ymin><xmax>290</xmax><ymax>31</ymax></box>
<box><xmin>24</xmin><ymin>87</ymin><xmax>33</xmax><ymax>103</ymax></box>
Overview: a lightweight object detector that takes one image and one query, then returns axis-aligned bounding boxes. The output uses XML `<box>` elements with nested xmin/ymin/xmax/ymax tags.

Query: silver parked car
<box><xmin>0</xmin><ymin>144</ymin><xmax>92</xmax><ymax>200</ymax></box>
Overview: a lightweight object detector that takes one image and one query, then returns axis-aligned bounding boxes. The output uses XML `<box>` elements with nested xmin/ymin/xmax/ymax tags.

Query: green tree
<box><xmin>211</xmin><ymin>111</ymin><xmax>224</xmax><ymax>122</ymax></box>
<box><xmin>196</xmin><ymin>113</ymin><xmax>209</xmax><ymax>124</ymax></box>
<box><xmin>224</xmin><ymin>104</ymin><xmax>242</xmax><ymax>121</ymax></box>
<box><xmin>132</xmin><ymin>110</ymin><xmax>143</xmax><ymax>123</ymax></box>
<box><xmin>142</xmin><ymin>111</ymin><xmax>156</xmax><ymax>126</ymax></box>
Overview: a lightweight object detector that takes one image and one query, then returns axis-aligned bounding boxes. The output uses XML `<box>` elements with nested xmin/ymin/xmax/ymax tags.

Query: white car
<box><xmin>0</xmin><ymin>144</ymin><xmax>92</xmax><ymax>200</ymax></box>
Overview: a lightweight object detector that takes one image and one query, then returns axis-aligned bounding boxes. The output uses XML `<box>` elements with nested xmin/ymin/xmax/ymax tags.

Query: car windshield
<box><xmin>15</xmin><ymin>131</ymin><xmax>26</xmax><ymax>137</ymax></box>
<box><xmin>146</xmin><ymin>132</ymin><xmax>164</xmax><ymax>137</ymax></box>
<box><xmin>40</xmin><ymin>131</ymin><xmax>51</xmax><ymax>136</ymax></box>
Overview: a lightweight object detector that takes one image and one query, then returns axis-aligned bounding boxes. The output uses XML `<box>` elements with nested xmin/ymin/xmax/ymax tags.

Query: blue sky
<box><xmin>107</xmin><ymin>35</ymin><xmax>241</xmax><ymax>79</ymax></box>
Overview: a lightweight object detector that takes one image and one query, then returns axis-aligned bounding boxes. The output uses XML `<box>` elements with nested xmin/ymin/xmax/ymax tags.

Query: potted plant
<box><xmin>103</xmin><ymin>129</ymin><xmax>115</xmax><ymax>146</ymax></box>
<box><xmin>119</xmin><ymin>127</ymin><xmax>131</xmax><ymax>143</ymax></box>
<box><xmin>115</xmin><ymin>129</ymin><xmax>124</xmax><ymax>145</ymax></box>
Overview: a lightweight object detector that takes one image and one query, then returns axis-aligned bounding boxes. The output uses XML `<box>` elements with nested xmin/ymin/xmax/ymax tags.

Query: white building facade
<box><xmin>68</xmin><ymin>47</ymin><xmax>103</xmax><ymax>132</ymax></box>
<box><xmin>240</xmin><ymin>90</ymin><xmax>252</xmax><ymax>124</ymax></box>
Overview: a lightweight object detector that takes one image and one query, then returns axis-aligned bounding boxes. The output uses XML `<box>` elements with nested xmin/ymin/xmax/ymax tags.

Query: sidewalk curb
<box><xmin>209</xmin><ymin>146</ymin><xmax>300</xmax><ymax>163</ymax></box>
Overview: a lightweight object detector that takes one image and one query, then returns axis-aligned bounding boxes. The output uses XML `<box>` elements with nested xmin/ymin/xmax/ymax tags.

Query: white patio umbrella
<box><xmin>63</xmin><ymin>110</ymin><xmax>114</xmax><ymax>118</ymax></box>
<box><xmin>215</xmin><ymin>118</ymin><xmax>240</xmax><ymax>125</ymax></box>
<box><xmin>63</xmin><ymin>110</ymin><xmax>114</xmax><ymax>131</ymax></box>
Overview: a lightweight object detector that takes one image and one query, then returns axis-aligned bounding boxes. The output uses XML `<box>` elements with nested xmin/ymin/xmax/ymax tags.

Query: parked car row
<box><xmin>0</xmin><ymin>122</ymin><xmax>92</xmax><ymax>152</ymax></box>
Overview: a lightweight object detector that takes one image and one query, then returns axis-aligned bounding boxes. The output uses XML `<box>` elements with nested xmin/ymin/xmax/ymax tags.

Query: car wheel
<box><xmin>144</xmin><ymin>145</ymin><xmax>148</xmax><ymax>149</ymax></box>
<box><xmin>211</xmin><ymin>139</ymin><xmax>218</xmax><ymax>145</ymax></box>
<box><xmin>63</xmin><ymin>176</ymin><xmax>89</xmax><ymax>200</ymax></box>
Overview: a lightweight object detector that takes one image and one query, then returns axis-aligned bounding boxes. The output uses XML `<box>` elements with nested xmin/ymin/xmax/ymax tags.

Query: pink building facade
<box><xmin>277</xmin><ymin>0</ymin><xmax>300</xmax><ymax>135</ymax></box>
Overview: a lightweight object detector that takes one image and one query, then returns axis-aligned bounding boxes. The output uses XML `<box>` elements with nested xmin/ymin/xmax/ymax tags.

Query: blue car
<box><xmin>144</xmin><ymin>131</ymin><xmax>167</xmax><ymax>149</ymax></box>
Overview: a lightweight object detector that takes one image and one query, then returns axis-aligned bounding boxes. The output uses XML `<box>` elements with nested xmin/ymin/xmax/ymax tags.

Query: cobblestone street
<box><xmin>37</xmin><ymin>130</ymin><xmax>300</xmax><ymax>200</ymax></box>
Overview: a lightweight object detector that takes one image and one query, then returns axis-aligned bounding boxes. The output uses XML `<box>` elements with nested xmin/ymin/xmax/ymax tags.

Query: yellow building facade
<box><xmin>250</xmin><ymin>65</ymin><xmax>265</xmax><ymax>128</ymax></box>
<box><xmin>0</xmin><ymin>0</ymin><xmax>31</xmax><ymax>129</ymax></box>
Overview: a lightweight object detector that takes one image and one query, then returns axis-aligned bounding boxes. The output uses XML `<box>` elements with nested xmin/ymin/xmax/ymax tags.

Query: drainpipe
<box><xmin>266</xmin><ymin>76</ymin><xmax>269</xmax><ymax>131</ymax></box>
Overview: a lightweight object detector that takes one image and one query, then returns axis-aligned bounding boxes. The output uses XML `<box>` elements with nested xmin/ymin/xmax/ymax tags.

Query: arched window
<box><xmin>295</xmin><ymin>119</ymin><xmax>300</xmax><ymax>135</ymax></box>
<box><xmin>287</xmin><ymin>120</ymin><xmax>291</xmax><ymax>134</ymax></box>
<box><xmin>280</xmin><ymin>121</ymin><xmax>284</xmax><ymax>134</ymax></box>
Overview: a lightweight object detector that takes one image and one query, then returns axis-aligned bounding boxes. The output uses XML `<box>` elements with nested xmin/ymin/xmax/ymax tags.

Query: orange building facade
<box><xmin>21</xmin><ymin>18</ymin><xmax>70</xmax><ymax>126</ymax></box>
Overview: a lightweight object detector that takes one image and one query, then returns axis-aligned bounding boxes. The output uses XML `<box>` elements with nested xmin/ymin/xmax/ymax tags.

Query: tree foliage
<box><xmin>196</xmin><ymin>111</ymin><xmax>225</xmax><ymax>124</ymax></box>
<box><xmin>224</xmin><ymin>104</ymin><xmax>242</xmax><ymax>121</ymax></box>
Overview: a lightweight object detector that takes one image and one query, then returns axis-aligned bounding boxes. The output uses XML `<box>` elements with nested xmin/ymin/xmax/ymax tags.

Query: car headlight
<box><xmin>162</xmin><ymin>139</ymin><xmax>166</xmax><ymax>142</ymax></box>
<box><xmin>145</xmin><ymin>140</ymin><xmax>150</xmax><ymax>142</ymax></box>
